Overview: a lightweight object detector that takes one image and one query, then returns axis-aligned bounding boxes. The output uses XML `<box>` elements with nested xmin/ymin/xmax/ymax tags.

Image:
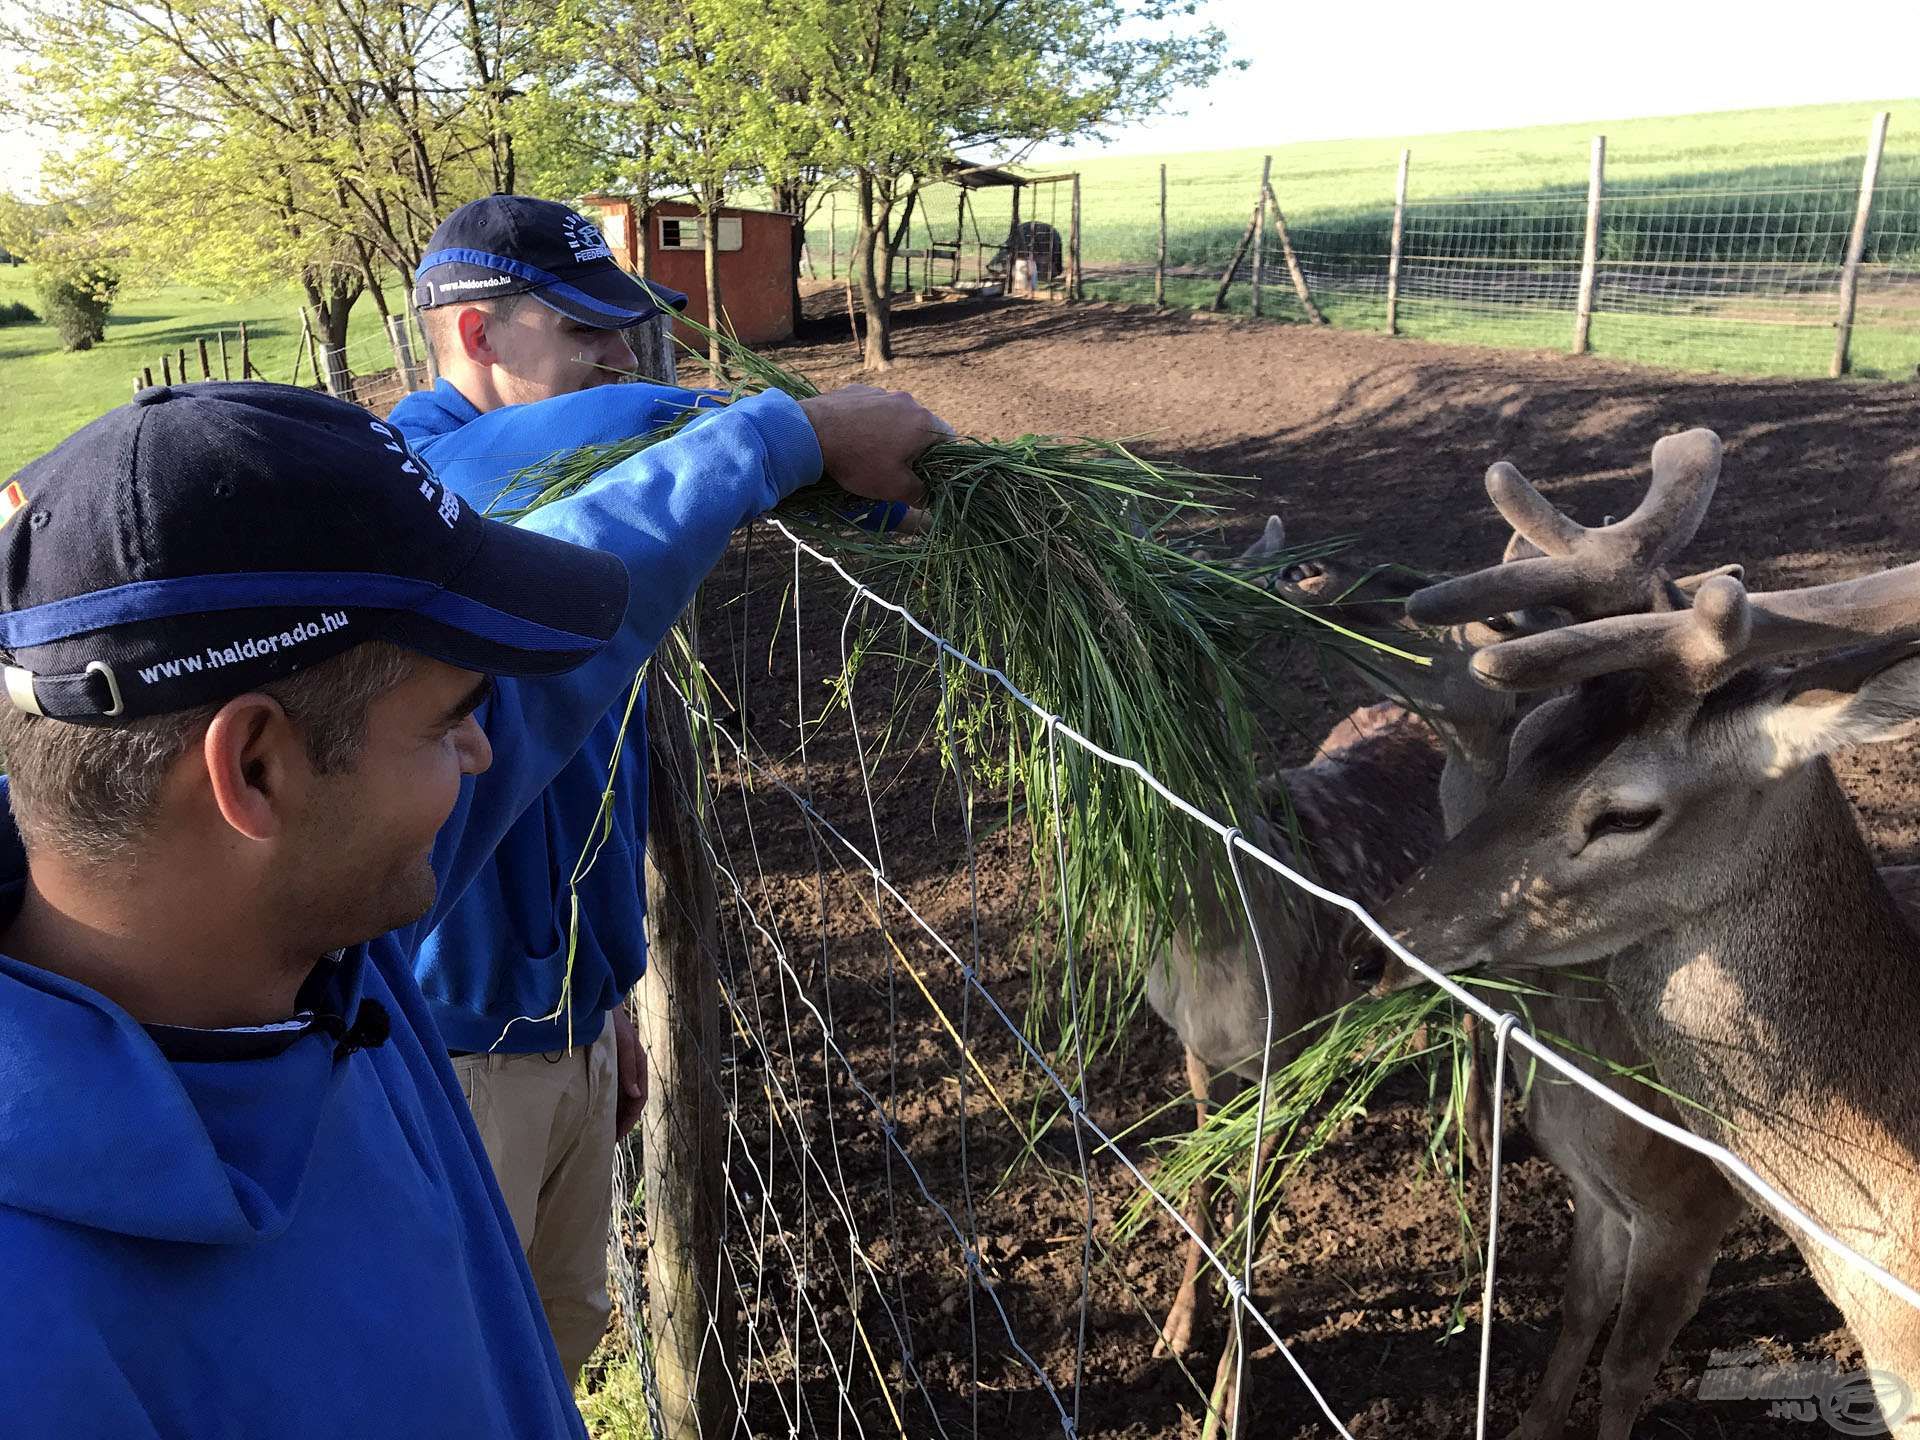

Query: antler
<box><xmin>1472</xmin><ymin>563</ymin><xmax>1920</xmax><ymax>694</ymax></box>
<box><xmin>1409</xmin><ymin>429</ymin><xmax>1724</xmax><ymax>628</ymax></box>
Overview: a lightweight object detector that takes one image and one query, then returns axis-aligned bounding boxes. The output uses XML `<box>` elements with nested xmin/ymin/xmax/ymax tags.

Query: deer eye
<box><xmin>1586</xmin><ymin>807</ymin><xmax>1661</xmax><ymax>842</ymax></box>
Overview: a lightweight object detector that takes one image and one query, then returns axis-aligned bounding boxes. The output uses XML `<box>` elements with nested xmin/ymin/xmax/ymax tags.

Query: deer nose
<box><xmin>1342</xmin><ymin>919</ymin><xmax>1388</xmax><ymax>988</ymax></box>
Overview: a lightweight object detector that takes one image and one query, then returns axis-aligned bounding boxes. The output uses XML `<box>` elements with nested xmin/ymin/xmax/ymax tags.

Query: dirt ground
<box><xmin>665</xmin><ymin>291</ymin><xmax>1920</xmax><ymax>1439</ymax></box>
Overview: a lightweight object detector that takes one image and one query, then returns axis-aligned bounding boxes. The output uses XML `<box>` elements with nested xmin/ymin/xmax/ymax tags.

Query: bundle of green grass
<box><xmin>496</xmin><ymin>328</ymin><xmax>1424</xmax><ymax>1063</ymax></box>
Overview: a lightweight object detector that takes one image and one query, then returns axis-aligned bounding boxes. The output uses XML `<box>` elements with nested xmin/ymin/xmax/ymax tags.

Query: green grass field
<box><xmin>0</xmin><ymin>266</ymin><xmax>403</xmax><ymax>475</ymax></box>
<box><xmin>818</xmin><ymin>98</ymin><xmax>1920</xmax><ymax>383</ymax></box>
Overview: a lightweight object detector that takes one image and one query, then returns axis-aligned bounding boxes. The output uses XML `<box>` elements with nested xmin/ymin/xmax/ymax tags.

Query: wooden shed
<box><xmin>578</xmin><ymin>195</ymin><xmax>798</xmax><ymax>346</ymax></box>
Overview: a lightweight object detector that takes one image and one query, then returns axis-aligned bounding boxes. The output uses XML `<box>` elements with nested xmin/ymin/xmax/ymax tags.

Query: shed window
<box><xmin>658</xmin><ymin>216</ymin><xmax>742</xmax><ymax>252</ymax></box>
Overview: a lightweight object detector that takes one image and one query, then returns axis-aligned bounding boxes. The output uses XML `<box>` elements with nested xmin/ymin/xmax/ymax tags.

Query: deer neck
<box><xmin>1606</xmin><ymin>764</ymin><xmax>1920</xmax><ymax>1224</ymax></box>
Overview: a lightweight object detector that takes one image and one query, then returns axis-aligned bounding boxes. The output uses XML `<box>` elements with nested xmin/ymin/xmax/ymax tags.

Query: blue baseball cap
<box><xmin>414</xmin><ymin>195</ymin><xmax>688</xmax><ymax>328</ymax></box>
<box><xmin>0</xmin><ymin>383</ymin><xmax>629</xmax><ymax>724</ymax></box>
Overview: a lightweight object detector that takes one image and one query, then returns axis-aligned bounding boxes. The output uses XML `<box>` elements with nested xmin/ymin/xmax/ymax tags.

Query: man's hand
<box><xmin>799</xmin><ymin>385</ymin><xmax>951</xmax><ymax>508</ymax></box>
<box><xmin>612</xmin><ymin>1004</ymin><xmax>646</xmax><ymax>1140</ymax></box>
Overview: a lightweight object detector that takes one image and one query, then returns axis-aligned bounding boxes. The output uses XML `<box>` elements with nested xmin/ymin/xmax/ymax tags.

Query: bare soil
<box><xmin>663</xmin><ymin>292</ymin><xmax>1920</xmax><ymax>1439</ymax></box>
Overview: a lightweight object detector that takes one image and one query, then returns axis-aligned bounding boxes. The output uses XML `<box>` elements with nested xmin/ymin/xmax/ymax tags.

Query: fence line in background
<box><xmin>612</xmin><ymin>520</ymin><xmax>1920</xmax><ymax>1440</ymax></box>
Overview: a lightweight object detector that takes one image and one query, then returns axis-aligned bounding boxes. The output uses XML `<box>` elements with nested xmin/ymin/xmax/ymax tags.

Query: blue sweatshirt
<box><xmin>0</xmin><ymin>392</ymin><xmax>821</xmax><ymax>1438</ymax></box>
<box><xmin>389</xmin><ymin>378</ymin><xmax>716</xmax><ymax>1053</ymax></box>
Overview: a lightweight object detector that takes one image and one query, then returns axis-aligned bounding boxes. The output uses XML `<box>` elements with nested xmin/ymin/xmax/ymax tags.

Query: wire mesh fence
<box><xmin>797</xmin><ymin>115</ymin><xmax>1920</xmax><ymax>382</ymax></box>
<box><xmin>589</xmin><ymin>518</ymin><xmax>1920</xmax><ymax>1440</ymax></box>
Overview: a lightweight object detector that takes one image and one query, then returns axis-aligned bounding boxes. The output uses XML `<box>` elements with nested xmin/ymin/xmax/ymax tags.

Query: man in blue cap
<box><xmin>389</xmin><ymin>194</ymin><xmax>917</xmax><ymax>1378</ymax></box>
<box><xmin>0</xmin><ymin>376</ymin><xmax>941</xmax><ymax>1436</ymax></box>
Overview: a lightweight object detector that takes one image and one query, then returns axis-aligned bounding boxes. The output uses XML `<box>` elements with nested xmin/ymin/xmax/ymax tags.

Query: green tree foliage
<box><xmin>6</xmin><ymin>0</ymin><xmax>545</xmax><ymax>366</ymax></box>
<box><xmin>35</xmin><ymin>261</ymin><xmax>121</xmax><ymax>351</ymax></box>
<box><xmin>754</xmin><ymin>0</ymin><xmax>1231</xmax><ymax>368</ymax></box>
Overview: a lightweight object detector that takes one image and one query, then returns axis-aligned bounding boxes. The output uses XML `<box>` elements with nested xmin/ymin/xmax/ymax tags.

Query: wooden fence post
<box><xmin>386</xmin><ymin>313</ymin><xmax>420</xmax><ymax>391</ymax></box>
<box><xmin>141</xmin><ymin>365</ymin><xmax>154</xmax><ymax>390</ymax></box>
<box><xmin>161</xmin><ymin>353</ymin><xmax>173</xmax><ymax>386</ymax></box>
<box><xmin>239</xmin><ymin>322</ymin><xmax>254</xmax><ymax>379</ymax></box>
<box><xmin>1262</xmin><ymin>178</ymin><xmax>1327</xmax><ymax>325</ymax></box>
<box><xmin>1832</xmin><ymin>110</ymin><xmax>1891</xmax><ymax>379</ymax></box>
<box><xmin>1386</xmin><ymin>149</ymin><xmax>1410</xmax><ymax>336</ymax></box>
<box><xmin>405</xmin><ymin>297</ymin><xmax>439</xmax><ymax>385</ymax></box>
<box><xmin>1008</xmin><ymin>183</ymin><xmax>1022</xmax><ymax>295</ymax></box>
<box><xmin>132</xmin><ymin>374</ymin><xmax>142</xmax><ymax>398</ymax></box>
<box><xmin>1573</xmin><ymin>135</ymin><xmax>1606</xmax><ymax>355</ymax></box>
<box><xmin>1209</xmin><ymin>162</ymin><xmax>1266</xmax><ymax>312</ymax></box>
<box><xmin>1251</xmin><ymin>155</ymin><xmax>1271</xmax><ymax>317</ymax></box>
<box><xmin>1156</xmin><ymin>163</ymin><xmax>1168</xmax><ymax>308</ymax></box>
<box><xmin>1069</xmin><ymin>172</ymin><xmax>1083</xmax><ymax>301</ymax></box>
<box><xmin>639</xmin><ymin>638</ymin><xmax>732</xmax><ymax>1440</ymax></box>
<box><xmin>629</xmin><ymin>313</ymin><xmax>680</xmax><ymax>385</ymax></box>
<box><xmin>197</xmin><ymin>337</ymin><xmax>211</xmax><ymax>380</ymax></box>
<box><xmin>218</xmin><ymin>329</ymin><xmax>232</xmax><ymax>380</ymax></box>
<box><xmin>177</xmin><ymin>347</ymin><xmax>189</xmax><ymax>385</ymax></box>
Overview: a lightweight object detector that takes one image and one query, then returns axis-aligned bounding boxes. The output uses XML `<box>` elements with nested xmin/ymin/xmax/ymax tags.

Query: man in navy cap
<box><xmin>0</xmin><ymin>376</ymin><xmax>940</xmax><ymax>1437</ymax></box>
<box><xmin>390</xmin><ymin>193</ymin><xmax>919</xmax><ymax>1378</ymax></box>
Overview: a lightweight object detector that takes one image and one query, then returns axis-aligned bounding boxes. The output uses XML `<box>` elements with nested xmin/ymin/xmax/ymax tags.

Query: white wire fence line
<box><xmin>593</xmin><ymin>518</ymin><xmax>1920</xmax><ymax>1440</ymax></box>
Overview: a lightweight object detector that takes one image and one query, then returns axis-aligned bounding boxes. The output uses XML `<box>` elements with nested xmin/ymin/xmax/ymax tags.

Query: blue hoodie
<box><xmin>389</xmin><ymin>378</ymin><xmax>715</xmax><ymax>1053</ymax></box>
<box><xmin>0</xmin><ymin>391</ymin><xmax>821</xmax><ymax>1438</ymax></box>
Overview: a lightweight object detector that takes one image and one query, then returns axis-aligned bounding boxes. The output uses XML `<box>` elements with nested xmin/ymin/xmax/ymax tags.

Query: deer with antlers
<box><xmin>1359</xmin><ymin>429</ymin><xmax>1920</xmax><ymax>1436</ymax></box>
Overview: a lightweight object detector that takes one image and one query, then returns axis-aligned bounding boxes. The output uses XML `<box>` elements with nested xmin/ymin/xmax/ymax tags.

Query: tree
<box><xmin>754</xmin><ymin>0</ymin><xmax>1229</xmax><ymax>369</ymax></box>
<box><xmin>6</xmin><ymin>0</ymin><xmax>549</xmax><ymax>373</ymax></box>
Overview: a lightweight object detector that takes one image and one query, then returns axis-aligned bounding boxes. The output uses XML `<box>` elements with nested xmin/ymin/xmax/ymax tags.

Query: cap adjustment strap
<box><xmin>4</xmin><ymin>662</ymin><xmax>127</xmax><ymax>722</ymax></box>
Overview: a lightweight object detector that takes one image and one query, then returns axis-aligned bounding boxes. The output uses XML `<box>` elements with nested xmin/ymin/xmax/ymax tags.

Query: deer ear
<box><xmin>1744</xmin><ymin>644</ymin><xmax>1920</xmax><ymax>775</ymax></box>
<box><xmin>1237</xmin><ymin>514</ymin><xmax>1287</xmax><ymax>563</ymax></box>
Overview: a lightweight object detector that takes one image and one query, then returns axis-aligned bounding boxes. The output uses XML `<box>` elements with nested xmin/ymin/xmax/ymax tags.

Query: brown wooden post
<box><xmin>1069</xmin><ymin>172</ymin><xmax>1083</xmax><ymax>301</ymax></box>
<box><xmin>161</xmin><ymin>353</ymin><xmax>173</xmax><ymax>386</ymax></box>
<box><xmin>843</xmin><ymin>279</ymin><xmax>862</xmax><ymax>361</ymax></box>
<box><xmin>1833</xmin><ymin>110</ymin><xmax>1891</xmax><ymax>379</ymax></box>
<box><xmin>1008</xmin><ymin>183</ymin><xmax>1022</xmax><ymax>295</ymax></box>
<box><xmin>406</xmin><ymin>297</ymin><xmax>439</xmax><ymax>385</ymax></box>
<box><xmin>1573</xmin><ymin>135</ymin><xmax>1606</xmax><ymax>355</ymax></box>
<box><xmin>296</xmin><ymin>310</ymin><xmax>317</xmax><ymax>386</ymax></box>
<box><xmin>1156</xmin><ymin>163</ymin><xmax>1168</xmax><ymax>308</ymax></box>
<box><xmin>239</xmin><ymin>322</ymin><xmax>253</xmax><ymax>379</ymax></box>
<box><xmin>1209</xmin><ymin>205</ymin><xmax>1260</xmax><ymax>311</ymax></box>
<box><xmin>196</xmin><ymin>337</ymin><xmax>211</xmax><ymax>380</ymax></box>
<box><xmin>1263</xmin><ymin>179</ymin><xmax>1327</xmax><ymax>324</ymax></box>
<box><xmin>177</xmin><ymin>347</ymin><xmax>189</xmax><ymax>384</ymax></box>
<box><xmin>828</xmin><ymin>192</ymin><xmax>837</xmax><ymax>280</ymax></box>
<box><xmin>628</xmin><ymin>314</ymin><xmax>679</xmax><ymax>385</ymax></box>
<box><xmin>639</xmin><ymin>638</ymin><xmax>733</xmax><ymax>1440</ymax></box>
<box><xmin>386</xmin><ymin>313</ymin><xmax>419</xmax><ymax>391</ymax></box>
<box><xmin>1251</xmin><ymin>155</ymin><xmax>1271</xmax><ymax>317</ymax></box>
<box><xmin>133</xmin><ymin>374</ymin><xmax>143</xmax><ymax>398</ymax></box>
<box><xmin>218</xmin><ymin>329</ymin><xmax>232</xmax><ymax>379</ymax></box>
<box><xmin>141</xmin><ymin>365</ymin><xmax>154</xmax><ymax>389</ymax></box>
<box><xmin>1386</xmin><ymin>149</ymin><xmax>1410</xmax><ymax>336</ymax></box>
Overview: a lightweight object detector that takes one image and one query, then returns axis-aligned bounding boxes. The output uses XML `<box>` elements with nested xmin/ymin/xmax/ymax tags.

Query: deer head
<box><xmin>1358</xmin><ymin>431</ymin><xmax>1920</xmax><ymax>990</ymax></box>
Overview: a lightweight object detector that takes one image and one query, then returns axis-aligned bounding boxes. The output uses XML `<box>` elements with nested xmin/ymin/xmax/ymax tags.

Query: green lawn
<box><xmin>0</xmin><ymin>266</ymin><xmax>405</xmax><ymax>476</ymax></box>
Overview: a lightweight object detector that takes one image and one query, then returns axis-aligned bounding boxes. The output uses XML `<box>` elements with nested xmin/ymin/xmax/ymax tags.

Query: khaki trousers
<box><xmin>452</xmin><ymin>1024</ymin><xmax>617</xmax><ymax>1384</ymax></box>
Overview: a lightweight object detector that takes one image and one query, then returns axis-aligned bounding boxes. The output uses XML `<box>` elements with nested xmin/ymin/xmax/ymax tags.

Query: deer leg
<box><xmin>1461</xmin><ymin>1011</ymin><xmax>1496</xmax><ymax>1174</ymax></box>
<box><xmin>1507</xmin><ymin>1188</ymin><xmax>1629</xmax><ymax>1440</ymax></box>
<box><xmin>1590</xmin><ymin>1197</ymin><xmax>1737</xmax><ymax>1440</ymax></box>
<box><xmin>1157</xmin><ymin>1045</ymin><xmax>1217</xmax><ymax>1359</ymax></box>
<box><xmin>1201</xmin><ymin>1122</ymin><xmax>1284</xmax><ymax>1440</ymax></box>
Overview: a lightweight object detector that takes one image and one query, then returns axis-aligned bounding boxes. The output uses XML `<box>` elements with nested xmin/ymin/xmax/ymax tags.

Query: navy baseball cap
<box><xmin>414</xmin><ymin>195</ymin><xmax>688</xmax><ymax>328</ymax></box>
<box><xmin>0</xmin><ymin>383</ymin><xmax>629</xmax><ymax>724</ymax></box>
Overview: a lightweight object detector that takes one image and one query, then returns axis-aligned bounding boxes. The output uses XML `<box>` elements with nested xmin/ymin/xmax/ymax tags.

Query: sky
<box><xmin>4</xmin><ymin>0</ymin><xmax>1919</xmax><ymax>194</ymax></box>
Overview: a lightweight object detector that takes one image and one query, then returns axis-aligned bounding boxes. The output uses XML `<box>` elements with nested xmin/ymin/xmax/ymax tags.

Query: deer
<box><xmin>1357</xmin><ymin>427</ymin><xmax>1920</xmax><ymax>1437</ymax></box>
<box><xmin>1143</xmin><ymin>518</ymin><xmax>1520</xmax><ymax>1434</ymax></box>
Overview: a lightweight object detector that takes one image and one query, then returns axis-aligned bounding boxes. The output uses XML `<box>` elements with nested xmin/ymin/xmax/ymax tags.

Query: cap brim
<box><xmin>384</xmin><ymin>516</ymin><xmax>629</xmax><ymax>678</ymax></box>
<box><xmin>529</xmin><ymin>265</ymin><xmax>689</xmax><ymax>329</ymax></box>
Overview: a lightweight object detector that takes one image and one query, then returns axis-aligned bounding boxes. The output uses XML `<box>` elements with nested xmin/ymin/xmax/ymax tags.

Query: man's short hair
<box><xmin>420</xmin><ymin>291</ymin><xmax>529</xmax><ymax>360</ymax></box>
<box><xmin>0</xmin><ymin>641</ymin><xmax>418</xmax><ymax>865</ymax></box>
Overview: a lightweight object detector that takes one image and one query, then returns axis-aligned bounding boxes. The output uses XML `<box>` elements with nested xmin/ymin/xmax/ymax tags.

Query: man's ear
<box><xmin>455</xmin><ymin>305</ymin><xmax>503</xmax><ymax>367</ymax></box>
<box><xmin>202</xmin><ymin>693</ymin><xmax>307</xmax><ymax>842</ymax></box>
<box><xmin>1743</xmin><ymin>643</ymin><xmax>1920</xmax><ymax>777</ymax></box>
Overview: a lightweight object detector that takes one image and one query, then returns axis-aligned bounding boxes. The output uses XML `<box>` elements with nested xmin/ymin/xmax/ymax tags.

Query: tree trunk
<box><xmin>701</xmin><ymin>198</ymin><xmax>724</xmax><ymax>378</ymax></box>
<box><xmin>854</xmin><ymin>171</ymin><xmax>894</xmax><ymax>371</ymax></box>
<box><xmin>303</xmin><ymin>268</ymin><xmax>361</xmax><ymax>398</ymax></box>
<box><xmin>773</xmin><ymin>178</ymin><xmax>807</xmax><ymax>332</ymax></box>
